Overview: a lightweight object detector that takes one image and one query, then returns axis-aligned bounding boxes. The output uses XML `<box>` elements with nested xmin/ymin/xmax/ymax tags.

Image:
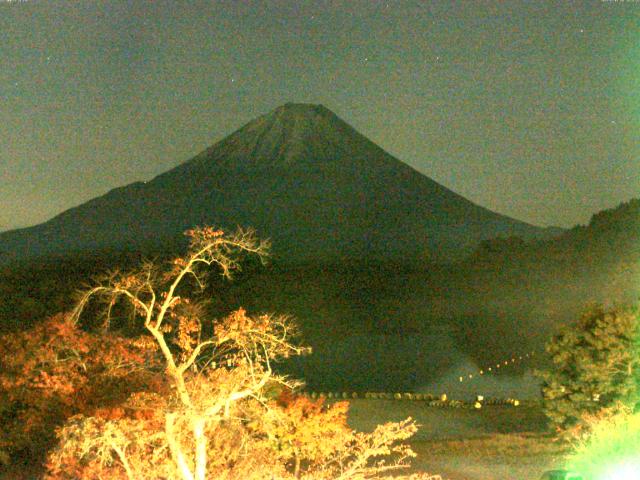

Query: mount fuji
<box><xmin>0</xmin><ymin>103</ymin><xmax>557</xmax><ymax>265</ymax></box>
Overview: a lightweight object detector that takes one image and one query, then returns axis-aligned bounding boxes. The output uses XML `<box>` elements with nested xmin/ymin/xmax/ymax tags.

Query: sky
<box><xmin>1</xmin><ymin>0</ymin><xmax>638</xmax><ymax>231</ymax></box>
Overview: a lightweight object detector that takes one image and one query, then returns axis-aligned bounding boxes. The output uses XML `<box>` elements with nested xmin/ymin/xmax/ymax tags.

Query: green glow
<box><xmin>565</xmin><ymin>307</ymin><xmax>640</xmax><ymax>480</ymax></box>
<box><xmin>566</xmin><ymin>410</ymin><xmax>640</xmax><ymax>480</ymax></box>
<box><xmin>600</xmin><ymin>461</ymin><xmax>640</xmax><ymax>480</ymax></box>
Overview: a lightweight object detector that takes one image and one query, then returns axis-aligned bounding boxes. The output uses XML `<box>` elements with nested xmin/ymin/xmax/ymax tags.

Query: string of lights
<box><xmin>458</xmin><ymin>350</ymin><xmax>538</xmax><ymax>383</ymax></box>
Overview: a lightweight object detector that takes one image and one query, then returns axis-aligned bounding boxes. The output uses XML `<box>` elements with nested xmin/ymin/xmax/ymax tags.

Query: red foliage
<box><xmin>0</xmin><ymin>313</ymin><xmax>163</xmax><ymax>461</ymax></box>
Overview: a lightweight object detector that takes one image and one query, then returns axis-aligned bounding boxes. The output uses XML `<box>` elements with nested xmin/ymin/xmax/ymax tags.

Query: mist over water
<box><xmin>286</xmin><ymin>331</ymin><xmax>541</xmax><ymax>398</ymax></box>
<box><xmin>421</xmin><ymin>356</ymin><xmax>541</xmax><ymax>401</ymax></box>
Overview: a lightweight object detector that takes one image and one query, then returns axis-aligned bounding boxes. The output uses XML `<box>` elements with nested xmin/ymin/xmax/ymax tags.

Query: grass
<box><xmin>342</xmin><ymin>398</ymin><xmax>570</xmax><ymax>480</ymax></box>
<box><xmin>410</xmin><ymin>434</ymin><xmax>568</xmax><ymax>480</ymax></box>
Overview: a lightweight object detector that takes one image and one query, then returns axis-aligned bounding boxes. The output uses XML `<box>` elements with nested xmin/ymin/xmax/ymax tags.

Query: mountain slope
<box><xmin>0</xmin><ymin>103</ymin><xmax>556</xmax><ymax>265</ymax></box>
<box><xmin>469</xmin><ymin>197</ymin><xmax>640</xmax><ymax>271</ymax></box>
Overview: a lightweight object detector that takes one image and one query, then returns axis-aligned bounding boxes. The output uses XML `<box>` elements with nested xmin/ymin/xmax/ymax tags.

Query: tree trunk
<box><xmin>194</xmin><ymin>417</ymin><xmax>207</xmax><ymax>480</ymax></box>
<box><xmin>166</xmin><ymin>413</ymin><xmax>195</xmax><ymax>480</ymax></box>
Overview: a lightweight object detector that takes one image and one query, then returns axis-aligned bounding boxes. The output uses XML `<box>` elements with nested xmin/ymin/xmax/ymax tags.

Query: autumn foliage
<box><xmin>1</xmin><ymin>227</ymin><xmax>439</xmax><ymax>479</ymax></box>
<box><xmin>0</xmin><ymin>312</ymin><xmax>162</xmax><ymax>465</ymax></box>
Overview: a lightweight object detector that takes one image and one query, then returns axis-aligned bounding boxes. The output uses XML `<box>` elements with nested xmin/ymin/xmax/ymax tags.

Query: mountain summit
<box><xmin>0</xmin><ymin>103</ymin><xmax>556</xmax><ymax>264</ymax></box>
<box><xmin>182</xmin><ymin>103</ymin><xmax>356</xmax><ymax>170</ymax></box>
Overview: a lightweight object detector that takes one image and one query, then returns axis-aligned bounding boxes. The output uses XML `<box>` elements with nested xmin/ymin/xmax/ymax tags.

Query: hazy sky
<box><xmin>1</xmin><ymin>0</ymin><xmax>638</xmax><ymax>231</ymax></box>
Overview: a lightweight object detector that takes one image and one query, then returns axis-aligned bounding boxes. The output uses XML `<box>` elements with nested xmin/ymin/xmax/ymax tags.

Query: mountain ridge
<box><xmin>0</xmin><ymin>103</ymin><xmax>559</xmax><ymax>265</ymax></box>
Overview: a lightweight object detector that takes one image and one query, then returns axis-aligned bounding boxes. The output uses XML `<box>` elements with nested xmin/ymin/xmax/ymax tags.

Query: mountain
<box><xmin>443</xmin><ymin>196</ymin><xmax>640</xmax><ymax>347</ymax></box>
<box><xmin>468</xmin><ymin>197</ymin><xmax>640</xmax><ymax>272</ymax></box>
<box><xmin>0</xmin><ymin>103</ymin><xmax>558</xmax><ymax>265</ymax></box>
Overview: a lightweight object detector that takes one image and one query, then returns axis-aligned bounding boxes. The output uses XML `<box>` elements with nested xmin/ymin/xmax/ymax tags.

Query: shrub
<box><xmin>535</xmin><ymin>305</ymin><xmax>640</xmax><ymax>438</ymax></box>
<box><xmin>566</xmin><ymin>405</ymin><xmax>640</xmax><ymax>479</ymax></box>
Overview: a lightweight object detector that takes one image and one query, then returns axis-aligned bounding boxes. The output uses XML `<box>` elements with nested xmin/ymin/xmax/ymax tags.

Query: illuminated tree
<box><xmin>42</xmin><ymin>227</ymin><xmax>438</xmax><ymax>479</ymax></box>
<box><xmin>0</xmin><ymin>312</ymin><xmax>160</xmax><ymax>465</ymax></box>
<box><xmin>566</xmin><ymin>404</ymin><xmax>640</xmax><ymax>480</ymax></box>
<box><xmin>536</xmin><ymin>305</ymin><xmax>640</xmax><ymax>438</ymax></box>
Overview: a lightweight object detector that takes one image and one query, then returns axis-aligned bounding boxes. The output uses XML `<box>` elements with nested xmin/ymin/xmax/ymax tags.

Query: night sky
<box><xmin>1</xmin><ymin>0</ymin><xmax>638</xmax><ymax>232</ymax></box>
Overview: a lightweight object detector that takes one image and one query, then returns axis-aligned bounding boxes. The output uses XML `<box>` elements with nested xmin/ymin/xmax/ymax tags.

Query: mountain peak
<box><xmin>266</xmin><ymin>102</ymin><xmax>339</xmax><ymax>128</ymax></box>
<box><xmin>185</xmin><ymin>102</ymin><xmax>359</xmax><ymax>170</ymax></box>
<box><xmin>263</xmin><ymin>102</ymin><xmax>339</xmax><ymax>136</ymax></box>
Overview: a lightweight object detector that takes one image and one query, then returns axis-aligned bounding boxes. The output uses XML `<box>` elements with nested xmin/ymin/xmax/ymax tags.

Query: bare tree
<box><xmin>45</xmin><ymin>226</ymin><xmax>440</xmax><ymax>480</ymax></box>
